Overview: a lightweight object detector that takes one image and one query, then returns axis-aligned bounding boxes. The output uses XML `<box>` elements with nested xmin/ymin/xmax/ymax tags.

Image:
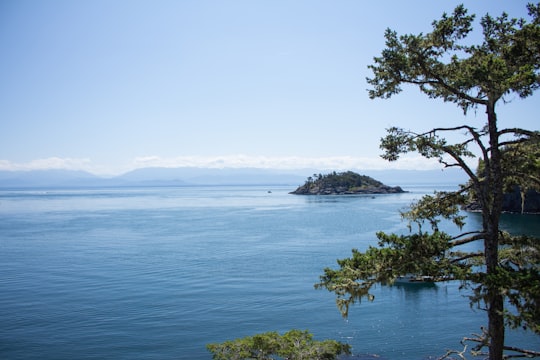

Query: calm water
<box><xmin>0</xmin><ymin>185</ymin><xmax>538</xmax><ymax>359</ymax></box>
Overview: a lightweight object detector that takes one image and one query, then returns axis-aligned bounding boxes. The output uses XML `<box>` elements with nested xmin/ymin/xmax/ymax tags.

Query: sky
<box><xmin>0</xmin><ymin>0</ymin><xmax>538</xmax><ymax>176</ymax></box>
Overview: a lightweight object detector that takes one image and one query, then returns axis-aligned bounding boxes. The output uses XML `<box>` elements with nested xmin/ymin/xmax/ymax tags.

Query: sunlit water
<box><xmin>0</xmin><ymin>185</ymin><xmax>538</xmax><ymax>359</ymax></box>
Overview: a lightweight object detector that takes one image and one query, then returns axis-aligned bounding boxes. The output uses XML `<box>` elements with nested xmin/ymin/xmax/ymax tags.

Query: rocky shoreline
<box><xmin>290</xmin><ymin>184</ymin><xmax>405</xmax><ymax>195</ymax></box>
<box><xmin>464</xmin><ymin>186</ymin><xmax>540</xmax><ymax>214</ymax></box>
<box><xmin>289</xmin><ymin>171</ymin><xmax>406</xmax><ymax>195</ymax></box>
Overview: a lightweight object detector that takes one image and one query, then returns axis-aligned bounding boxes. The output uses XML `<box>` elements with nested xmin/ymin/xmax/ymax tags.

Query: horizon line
<box><xmin>0</xmin><ymin>155</ymin><xmax>474</xmax><ymax>177</ymax></box>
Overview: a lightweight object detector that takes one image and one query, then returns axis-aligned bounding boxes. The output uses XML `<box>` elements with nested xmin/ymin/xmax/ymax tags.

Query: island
<box><xmin>289</xmin><ymin>171</ymin><xmax>406</xmax><ymax>195</ymax></box>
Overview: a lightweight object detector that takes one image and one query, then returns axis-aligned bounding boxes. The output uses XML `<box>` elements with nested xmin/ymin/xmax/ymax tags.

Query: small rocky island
<box><xmin>290</xmin><ymin>171</ymin><xmax>405</xmax><ymax>195</ymax></box>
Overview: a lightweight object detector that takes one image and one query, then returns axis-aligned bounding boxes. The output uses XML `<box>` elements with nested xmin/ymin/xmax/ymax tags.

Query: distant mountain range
<box><xmin>0</xmin><ymin>167</ymin><xmax>469</xmax><ymax>189</ymax></box>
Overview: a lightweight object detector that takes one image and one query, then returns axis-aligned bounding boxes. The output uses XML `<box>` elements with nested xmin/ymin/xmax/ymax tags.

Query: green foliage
<box><xmin>367</xmin><ymin>3</ymin><xmax>540</xmax><ymax>113</ymax></box>
<box><xmin>499</xmin><ymin>137</ymin><xmax>540</xmax><ymax>195</ymax></box>
<box><xmin>477</xmin><ymin>234</ymin><xmax>540</xmax><ymax>333</ymax></box>
<box><xmin>206</xmin><ymin>330</ymin><xmax>351</xmax><ymax>360</ymax></box>
<box><xmin>468</xmin><ymin>136</ymin><xmax>540</xmax><ymax>213</ymax></box>
<box><xmin>302</xmin><ymin>171</ymin><xmax>383</xmax><ymax>191</ymax></box>
<box><xmin>401</xmin><ymin>190</ymin><xmax>468</xmax><ymax>230</ymax></box>
<box><xmin>379</xmin><ymin>126</ymin><xmax>477</xmax><ymax>169</ymax></box>
<box><xmin>318</xmin><ymin>4</ymin><xmax>540</xmax><ymax>359</ymax></box>
<box><xmin>316</xmin><ymin>231</ymin><xmax>476</xmax><ymax>317</ymax></box>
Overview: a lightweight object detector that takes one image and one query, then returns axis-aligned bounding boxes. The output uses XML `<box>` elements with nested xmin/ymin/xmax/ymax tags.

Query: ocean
<box><xmin>0</xmin><ymin>185</ymin><xmax>538</xmax><ymax>359</ymax></box>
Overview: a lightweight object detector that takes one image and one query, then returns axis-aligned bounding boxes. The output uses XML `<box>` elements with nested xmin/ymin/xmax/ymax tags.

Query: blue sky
<box><xmin>1</xmin><ymin>0</ymin><xmax>538</xmax><ymax>175</ymax></box>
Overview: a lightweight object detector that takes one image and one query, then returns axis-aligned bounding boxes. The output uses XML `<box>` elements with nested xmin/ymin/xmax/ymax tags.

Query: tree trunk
<box><xmin>484</xmin><ymin>100</ymin><xmax>505</xmax><ymax>360</ymax></box>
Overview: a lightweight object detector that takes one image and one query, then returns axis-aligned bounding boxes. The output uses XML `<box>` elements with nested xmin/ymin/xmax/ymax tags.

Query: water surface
<box><xmin>0</xmin><ymin>185</ymin><xmax>538</xmax><ymax>359</ymax></box>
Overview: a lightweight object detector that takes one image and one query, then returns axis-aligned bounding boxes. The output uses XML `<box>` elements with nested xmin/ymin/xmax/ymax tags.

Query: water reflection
<box><xmin>500</xmin><ymin>213</ymin><xmax>540</xmax><ymax>237</ymax></box>
<box><xmin>463</xmin><ymin>211</ymin><xmax>540</xmax><ymax>237</ymax></box>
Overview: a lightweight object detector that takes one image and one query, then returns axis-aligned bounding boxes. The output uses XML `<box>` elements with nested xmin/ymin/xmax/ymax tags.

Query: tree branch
<box><xmin>498</xmin><ymin>128</ymin><xmax>540</xmax><ymax>138</ymax></box>
<box><xmin>411</xmin><ymin>126</ymin><xmax>487</xmax><ymax>185</ymax></box>
<box><xmin>451</xmin><ymin>233</ymin><xmax>486</xmax><ymax>247</ymax></box>
<box><xmin>442</xmin><ymin>145</ymin><xmax>478</xmax><ymax>182</ymax></box>
<box><xmin>504</xmin><ymin>171</ymin><xmax>540</xmax><ymax>187</ymax></box>
<box><xmin>503</xmin><ymin>345</ymin><xmax>540</xmax><ymax>358</ymax></box>
<box><xmin>438</xmin><ymin>344</ymin><xmax>468</xmax><ymax>360</ymax></box>
<box><xmin>450</xmin><ymin>251</ymin><xmax>485</xmax><ymax>263</ymax></box>
<box><xmin>414</xmin><ymin>54</ymin><xmax>490</xmax><ymax>106</ymax></box>
<box><xmin>463</xmin><ymin>333</ymin><xmax>540</xmax><ymax>359</ymax></box>
<box><xmin>498</xmin><ymin>138</ymin><xmax>538</xmax><ymax>148</ymax></box>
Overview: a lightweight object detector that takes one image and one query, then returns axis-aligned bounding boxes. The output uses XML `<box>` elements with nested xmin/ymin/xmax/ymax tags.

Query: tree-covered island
<box><xmin>289</xmin><ymin>171</ymin><xmax>405</xmax><ymax>195</ymax></box>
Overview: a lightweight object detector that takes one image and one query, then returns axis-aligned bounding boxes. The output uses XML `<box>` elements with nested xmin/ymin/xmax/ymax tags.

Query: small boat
<box><xmin>394</xmin><ymin>274</ymin><xmax>435</xmax><ymax>284</ymax></box>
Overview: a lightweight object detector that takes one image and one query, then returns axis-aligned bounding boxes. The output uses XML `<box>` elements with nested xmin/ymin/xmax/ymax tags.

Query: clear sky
<box><xmin>1</xmin><ymin>0</ymin><xmax>538</xmax><ymax>175</ymax></box>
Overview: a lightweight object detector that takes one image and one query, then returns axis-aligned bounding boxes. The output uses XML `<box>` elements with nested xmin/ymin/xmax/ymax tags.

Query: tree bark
<box><xmin>484</xmin><ymin>99</ymin><xmax>505</xmax><ymax>360</ymax></box>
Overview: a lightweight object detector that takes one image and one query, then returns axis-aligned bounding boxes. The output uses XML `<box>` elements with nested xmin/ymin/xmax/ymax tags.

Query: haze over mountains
<box><xmin>0</xmin><ymin>167</ymin><xmax>468</xmax><ymax>189</ymax></box>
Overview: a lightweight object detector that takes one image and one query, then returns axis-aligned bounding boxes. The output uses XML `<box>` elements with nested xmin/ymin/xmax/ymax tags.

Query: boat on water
<box><xmin>394</xmin><ymin>274</ymin><xmax>436</xmax><ymax>284</ymax></box>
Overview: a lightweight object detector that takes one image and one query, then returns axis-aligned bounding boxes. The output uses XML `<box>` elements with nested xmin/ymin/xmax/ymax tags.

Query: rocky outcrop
<box><xmin>464</xmin><ymin>186</ymin><xmax>540</xmax><ymax>214</ymax></box>
<box><xmin>290</xmin><ymin>184</ymin><xmax>405</xmax><ymax>195</ymax></box>
<box><xmin>289</xmin><ymin>171</ymin><xmax>406</xmax><ymax>195</ymax></box>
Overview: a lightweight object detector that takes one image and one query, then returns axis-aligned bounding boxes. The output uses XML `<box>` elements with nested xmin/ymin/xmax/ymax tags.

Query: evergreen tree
<box><xmin>316</xmin><ymin>4</ymin><xmax>540</xmax><ymax>360</ymax></box>
<box><xmin>206</xmin><ymin>330</ymin><xmax>350</xmax><ymax>360</ymax></box>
